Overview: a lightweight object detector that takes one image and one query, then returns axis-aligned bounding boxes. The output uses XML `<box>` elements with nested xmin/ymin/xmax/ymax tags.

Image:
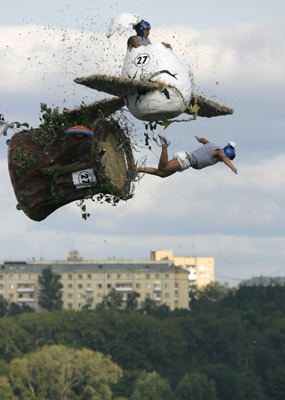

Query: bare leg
<box><xmin>137</xmin><ymin>145</ymin><xmax>181</xmax><ymax>178</ymax></box>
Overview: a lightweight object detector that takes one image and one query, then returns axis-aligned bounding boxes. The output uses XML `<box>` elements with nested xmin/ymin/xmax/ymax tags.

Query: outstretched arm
<box><xmin>216</xmin><ymin>150</ymin><xmax>238</xmax><ymax>174</ymax></box>
<box><xmin>195</xmin><ymin>135</ymin><xmax>209</xmax><ymax>145</ymax></box>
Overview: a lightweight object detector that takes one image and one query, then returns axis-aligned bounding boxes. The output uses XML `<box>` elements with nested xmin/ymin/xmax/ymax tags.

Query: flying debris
<box><xmin>8</xmin><ymin>108</ymin><xmax>136</xmax><ymax>222</ymax></box>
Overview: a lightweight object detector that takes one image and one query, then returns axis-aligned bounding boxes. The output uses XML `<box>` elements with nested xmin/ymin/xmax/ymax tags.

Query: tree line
<box><xmin>0</xmin><ymin>268</ymin><xmax>285</xmax><ymax>399</ymax></box>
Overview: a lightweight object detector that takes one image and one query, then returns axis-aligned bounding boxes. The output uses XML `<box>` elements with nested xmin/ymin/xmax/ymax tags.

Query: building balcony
<box><xmin>17</xmin><ymin>285</ymin><xmax>34</xmax><ymax>293</ymax></box>
<box><xmin>17</xmin><ymin>297</ymin><xmax>35</xmax><ymax>303</ymax></box>
<box><xmin>86</xmin><ymin>287</ymin><xmax>93</xmax><ymax>292</ymax></box>
<box><xmin>154</xmin><ymin>285</ymin><xmax>161</xmax><ymax>291</ymax></box>
<box><xmin>116</xmin><ymin>284</ymin><xmax>133</xmax><ymax>291</ymax></box>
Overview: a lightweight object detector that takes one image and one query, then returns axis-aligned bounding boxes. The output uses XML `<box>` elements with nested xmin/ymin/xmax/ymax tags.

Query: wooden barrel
<box><xmin>8</xmin><ymin>118</ymin><xmax>134</xmax><ymax>221</ymax></box>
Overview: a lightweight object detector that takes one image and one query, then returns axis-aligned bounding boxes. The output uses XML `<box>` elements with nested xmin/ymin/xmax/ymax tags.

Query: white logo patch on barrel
<box><xmin>72</xmin><ymin>168</ymin><xmax>97</xmax><ymax>189</ymax></box>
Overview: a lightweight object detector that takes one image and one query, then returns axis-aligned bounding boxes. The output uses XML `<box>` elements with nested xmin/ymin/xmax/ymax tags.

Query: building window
<box><xmin>145</xmin><ymin>293</ymin><xmax>150</xmax><ymax>298</ymax></box>
<box><xmin>57</xmin><ymin>275</ymin><xmax>62</xmax><ymax>279</ymax></box>
<box><xmin>9</xmin><ymin>284</ymin><xmax>14</xmax><ymax>289</ymax></box>
<box><xmin>0</xmin><ymin>275</ymin><xmax>3</xmax><ymax>280</ymax></box>
<box><xmin>78</xmin><ymin>274</ymin><xmax>83</xmax><ymax>279</ymax></box>
<box><xmin>165</xmin><ymin>283</ymin><xmax>170</xmax><ymax>289</ymax></box>
<box><xmin>68</xmin><ymin>303</ymin><xmax>73</xmax><ymax>309</ymax></box>
<box><xmin>29</xmin><ymin>275</ymin><xmax>33</xmax><ymax>280</ymax></box>
<box><xmin>136</xmin><ymin>283</ymin><xmax>141</xmax><ymax>289</ymax></box>
<box><xmin>107</xmin><ymin>274</ymin><xmax>112</xmax><ymax>279</ymax></box>
<box><xmin>97</xmin><ymin>284</ymin><xmax>102</xmax><ymax>289</ymax></box>
<box><xmin>199</xmin><ymin>266</ymin><xmax>205</xmax><ymax>271</ymax></box>
<box><xmin>78</xmin><ymin>284</ymin><xmax>83</xmax><ymax>289</ymax></box>
<box><xmin>117</xmin><ymin>274</ymin><xmax>121</xmax><ymax>279</ymax></box>
<box><xmin>126</xmin><ymin>274</ymin><xmax>131</xmax><ymax>279</ymax></box>
<box><xmin>19</xmin><ymin>275</ymin><xmax>24</xmax><ymax>280</ymax></box>
<box><xmin>0</xmin><ymin>285</ymin><xmax>3</xmax><ymax>289</ymax></box>
<box><xmin>9</xmin><ymin>294</ymin><xmax>14</xmax><ymax>299</ymax></box>
<box><xmin>68</xmin><ymin>274</ymin><xmax>73</xmax><ymax>279</ymax></box>
<box><xmin>135</xmin><ymin>274</ymin><xmax>140</xmax><ymax>279</ymax></box>
<box><xmin>68</xmin><ymin>284</ymin><xmax>73</xmax><ymax>289</ymax></box>
<box><xmin>97</xmin><ymin>293</ymin><xmax>102</xmax><ymax>298</ymax></box>
<box><xmin>145</xmin><ymin>283</ymin><xmax>151</xmax><ymax>289</ymax></box>
<box><xmin>165</xmin><ymin>293</ymin><xmax>170</xmax><ymax>298</ymax></box>
<box><xmin>68</xmin><ymin>293</ymin><xmax>73</xmax><ymax>298</ymax></box>
<box><xmin>97</xmin><ymin>274</ymin><xmax>102</xmax><ymax>279</ymax></box>
<box><xmin>107</xmin><ymin>284</ymin><xmax>112</xmax><ymax>289</ymax></box>
<box><xmin>165</xmin><ymin>274</ymin><xmax>170</xmax><ymax>279</ymax></box>
<box><xmin>87</xmin><ymin>284</ymin><xmax>92</xmax><ymax>289</ymax></box>
<box><xmin>146</xmin><ymin>274</ymin><xmax>150</xmax><ymax>279</ymax></box>
<box><xmin>155</xmin><ymin>274</ymin><xmax>160</xmax><ymax>279</ymax></box>
<box><xmin>78</xmin><ymin>303</ymin><xmax>83</xmax><ymax>308</ymax></box>
<box><xmin>87</xmin><ymin>274</ymin><xmax>92</xmax><ymax>280</ymax></box>
<box><xmin>9</xmin><ymin>275</ymin><xmax>13</xmax><ymax>280</ymax></box>
<box><xmin>78</xmin><ymin>294</ymin><xmax>83</xmax><ymax>299</ymax></box>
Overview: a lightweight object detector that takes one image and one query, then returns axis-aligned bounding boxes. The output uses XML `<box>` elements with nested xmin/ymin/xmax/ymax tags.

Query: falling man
<box><xmin>137</xmin><ymin>134</ymin><xmax>238</xmax><ymax>178</ymax></box>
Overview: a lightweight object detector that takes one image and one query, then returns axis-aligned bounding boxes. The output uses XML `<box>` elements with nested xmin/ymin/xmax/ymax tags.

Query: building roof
<box><xmin>0</xmin><ymin>260</ymin><xmax>187</xmax><ymax>273</ymax></box>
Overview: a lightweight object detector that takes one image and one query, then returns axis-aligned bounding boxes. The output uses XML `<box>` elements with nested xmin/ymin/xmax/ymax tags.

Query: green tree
<box><xmin>0</xmin><ymin>298</ymin><xmax>34</xmax><ymax>318</ymax></box>
<box><xmin>175</xmin><ymin>372</ymin><xmax>217</xmax><ymax>400</ymax></box>
<box><xmin>9</xmin><ymin>345</ymin><xmax>122</xmax><ymax>400</ymax></box>
<box><xmin>0</xmin><ymin>298</ymin><xmax>9</xmax><ymax>318</ymax></box>
<box><xmin>38</xmin><ymin>267</ymin><xmax>63</xmax><ymax>311</ymax></box>
<box><xmin>200</xmin><ymin>364</ymin><xmax>243</xmax><ymax>400</ymax></box>
<box><xmin>131</xmin><ymin>371</ymin><xmax>173</xmax><ymax>400</ymax></box>
<box><xmin>98</xmin><ymin>288</ymin><xmax>123</xmax><ymax>309</ymax></box>
<box><xmin>0</xmin><ymin>376</ymin><xmax>18</xmax><ymax>400</ymax></box>
<box><xmin>265</xmin><ymin>367</ymin><xmax>285</xmax><ymax>400</ymax></box>
<box><xmin>126</xmin><ymin>292</ymin><xmax>140</xmax><ymax>312</ymax></box>
<box><xmin>140</xmin><ymin>298</ymin><xmax>157</xmax><ymax>315</ymax></box>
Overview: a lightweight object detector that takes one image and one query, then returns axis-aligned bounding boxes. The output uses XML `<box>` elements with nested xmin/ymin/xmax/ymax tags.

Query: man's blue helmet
<box><xmin>135</xmin><ymin>20</ymin><xmax>151</xmax><ymax>36</ymax></box>
<box><xmin>223</xmin><ymin>145</ymin><xmax>236</xmax><ymax>160</ymax></box>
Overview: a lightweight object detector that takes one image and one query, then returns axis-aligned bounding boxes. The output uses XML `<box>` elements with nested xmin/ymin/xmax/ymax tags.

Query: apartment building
<box><xmin>151</xmin><ymin>250</ymin><xmax>214</xmax><ymax>287</ymax></box>
<box><xmin>0</xmin><ymin>256</ymin><xmax>189</xmax><ymax>311</ymax></box>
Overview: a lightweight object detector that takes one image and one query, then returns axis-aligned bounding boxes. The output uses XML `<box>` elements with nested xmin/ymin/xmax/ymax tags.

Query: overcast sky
<box><xmin>1</xmin><ymin>0</ymin><xmax>285</xmax><ymax>286</ymax></box>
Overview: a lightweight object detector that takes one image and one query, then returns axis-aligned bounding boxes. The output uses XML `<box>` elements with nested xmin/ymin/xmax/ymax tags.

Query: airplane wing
<box><xmin>74</xmin><ymin>74</ymin><xmax>163</xmax><ymax>98</ymax></box>
<box><xmin>64</xmin><ymin>97</ymin><xmax>125</xmax><ymax>122</ymax></box>
<box><xmin>187</xmin><ymin>95</ymin><xmax>234</xmax><ymax>118</ymax></box>
<box><xmin>74</xmin><ymin>74</ymin><xmax>234</xmax><ymax>118</ymax></box>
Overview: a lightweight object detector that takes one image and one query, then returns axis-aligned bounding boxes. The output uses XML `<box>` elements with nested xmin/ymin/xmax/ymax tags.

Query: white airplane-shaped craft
<box><xmin>73</xmin><ymin>27</ymin><xmax>233</xmax><ymax>122</ymax></box>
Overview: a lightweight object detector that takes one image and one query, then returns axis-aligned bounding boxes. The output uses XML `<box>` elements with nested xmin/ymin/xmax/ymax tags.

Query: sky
<box><xmin>1</xmin><ymin>0</ymin><xmax>285</xmax><ymax>287</ymax></box>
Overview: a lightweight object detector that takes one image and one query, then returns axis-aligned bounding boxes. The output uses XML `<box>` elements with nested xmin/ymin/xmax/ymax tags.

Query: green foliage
<box><xmin>97</xmin><ymin>288</ymin><xmax>123</xmax><ymax>309</ymax></box>
<box><xmin>38</xmin><ymin>267</ymin><xmax>63</xmax><ymax>311</ymax></box>
<box><xmin>222</xmin><ymin>284</ymin><xmax>285</xmax><ymax>315</ymax></box>
<box><xmin>0</xmin><ymin>376</ymin><xmax>17</xmax><ymax>400</ymax></box>
<box><xmin>1</xmin><ymin>285</ymin><xmax>285</xmax><ymax>399</ymax></box>
<box><xmin>125</xmin><ymin>292</ymin><xmax>140</xmax><ymax>312</ymax></box>
<box><xmin>9</xmin><ymin>345</ymin><xmax>122</xmax><ymax>400</ymax></box>
<box><xmin>265</xmin><ymin>367</ymin><xmax>285</xmax><ymax>400</ymax></box>
<box><xmin>175</xmin><ymin>372</ymin><xmax>217</xmax><ymax>400</ymax></box>
<box><xmin>11</xmin><ymin>146</ymin><xmax>33</xmax><ymax>175</ymax></box>
<box><xmin>131</xmin><ymin>371</ymin><xmax>173</xmax><ymax>400</ymax></box>
<box><xmin>0</xmin><ymin>298</ymin><xmax>34</xmax><ymax>318</ymax></box>
<box><xmin>41</xmin><ymin>168</ymin><xmax>64</xmax><ymax>199</ymax></box>
<box><xmin>111</xmin><ymin>370</ymin><xmax>142</xmax><ymax>400</ymax></box>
